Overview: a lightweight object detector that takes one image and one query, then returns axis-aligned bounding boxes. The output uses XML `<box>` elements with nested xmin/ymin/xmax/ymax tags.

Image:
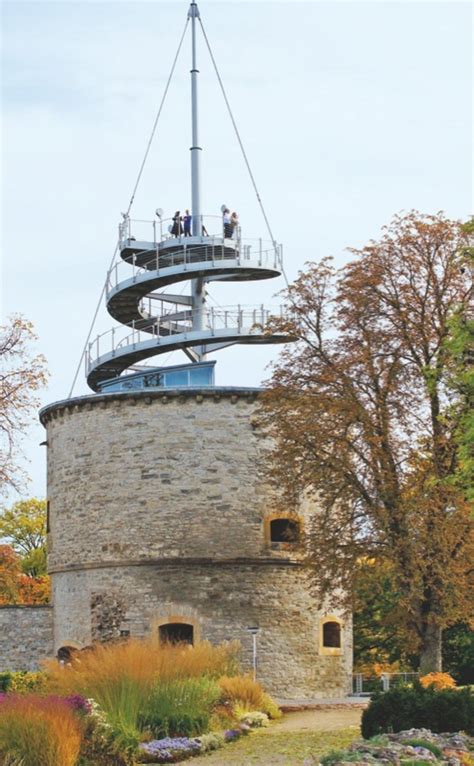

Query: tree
<box><xmin>0</xmin><ymin>498</ymin><xmax>47</xmax><ymax>576</ymax></box>
<box><xmin>0</xmin><ymin>544</ymin><xmax>22</xmax><ymax>604</ymax></box>
<box><xmin>261</xmin><ymin>211</ymin><xmax>474</xmax><ymax>672</ymax></box>
<box><xmin>0</xmin><ymin>316</ymin><xmax>48</xmax><ymax>495</ymax></box>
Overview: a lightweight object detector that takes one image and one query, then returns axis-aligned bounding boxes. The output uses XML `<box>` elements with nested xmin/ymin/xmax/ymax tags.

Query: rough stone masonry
<box><xmin>0</xmin><ymin>387</ymin><xmax>354</xmax><ymax>699</ymax></box>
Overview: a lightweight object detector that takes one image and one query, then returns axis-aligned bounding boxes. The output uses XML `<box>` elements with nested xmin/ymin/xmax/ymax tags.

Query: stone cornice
<box><xmin>39</xmin><ymin>386</ymin><xmax>263</xmax><ymax>426</ymax></box>
<box><xmin>48</xmin><ymin>555</ymin><xmax>301</xmax><ymax>575</ymax></box>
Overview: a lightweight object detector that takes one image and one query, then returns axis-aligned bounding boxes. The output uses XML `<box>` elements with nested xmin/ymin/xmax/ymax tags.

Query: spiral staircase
<box><xmin>84</xmin><ymin>2</ymin><xmax>293</xmax><ymax>393</ymax></box>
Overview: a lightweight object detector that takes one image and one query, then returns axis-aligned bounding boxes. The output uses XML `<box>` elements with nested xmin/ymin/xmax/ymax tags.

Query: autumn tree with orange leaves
<box><xmin>261</xmin><ymin>211</ymin><xmax>474</xmax><ymax>673</ymax></box>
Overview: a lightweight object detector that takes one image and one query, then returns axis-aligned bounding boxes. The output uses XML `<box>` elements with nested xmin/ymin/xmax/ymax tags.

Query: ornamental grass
<box><xmin>44</xmin><ymin>639</ymin><xmax>239</xmax><ymax>742</ymax></box>
<box><xmin>0</xmin><ymin>695</ymin><xmax>82</xmax><ymax>766</ymax></box>
<box><xmin>218</xmin><ymin>674</ymin><xmax>281</xmax><ymax>718</ymax></box>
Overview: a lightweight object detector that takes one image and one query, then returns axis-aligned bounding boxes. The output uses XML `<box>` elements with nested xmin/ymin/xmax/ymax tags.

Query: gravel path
<box><xmin>176</xmin><ymin>709</ymin><xmax>363</xmax><ymax>766</ymax></box>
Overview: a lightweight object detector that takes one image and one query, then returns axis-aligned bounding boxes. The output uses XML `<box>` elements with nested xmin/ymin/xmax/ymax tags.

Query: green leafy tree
<box><xmin>0</xmin><ymin>498</ymin><xmax>47</xmax><ymax>576</ymax></box>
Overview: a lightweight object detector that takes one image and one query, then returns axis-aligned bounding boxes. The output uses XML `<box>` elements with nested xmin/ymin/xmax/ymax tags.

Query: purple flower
<box><xmin>64</xmin><ymin>694</ymin><xmax>92</xmax><ymax>713</ymax></box>
<box><xmin>139</xmin><ymin>737</ymin><xmax>202</xmax><ymax>762</ymax></box>
<box><xmin>224</xmin><ymin>729</ymin><xmax>241</xmax><ymax>741</ymax></box>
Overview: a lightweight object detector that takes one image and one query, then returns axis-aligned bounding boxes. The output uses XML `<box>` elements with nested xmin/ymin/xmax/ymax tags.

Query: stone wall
<box><xmin>52</xmin><ymin>563</ymin><xmax>352</xmax><ymax>700</ymax></box>
<box><xmin>0</xmin><ymin>605</ymin><xmax>54</xmax><ymax>671</ymax></box>
<box><xmin>41</xmin><ymin>387</ymin><xmax>353</xmax><ymax>700</ymax></box>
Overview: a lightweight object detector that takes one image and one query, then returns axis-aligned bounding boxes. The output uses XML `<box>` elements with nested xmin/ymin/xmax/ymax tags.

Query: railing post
<box><xmin>153</xmin><ymin>219</ymin><xmax>156</xmax><ymax>245</ymax></box>
<box><xmin>238</xmin><ymin>304</ymin><xmax>241</xmax><ymax>333</ymax></box>
<box><xmin>261</xmin><ymin>304</ymin><xmax>264</xmax><ymax>326</ymax></box>
<box><xmin>381</xmin><ymin>673</ymin><xmax>390</xmax><ymax>692</ymax></box>
<box><xmin>111</xmin><ymin>327</ymin><xmax>115</xmax><ymax>353</ymax></box>
<box><xmin>354</xmin><ymin>673</ymin><xmax>363</xmax><ymax>694</ymax></box>
<box><xmin>210</xmin><ymin>307</ymin><xmax>214</xmax><ymax>335</ymax></box>
<box><xmin>259</xmin><ymin>238</ymin><xmax>262</xmax><ymax>266</ymax></box>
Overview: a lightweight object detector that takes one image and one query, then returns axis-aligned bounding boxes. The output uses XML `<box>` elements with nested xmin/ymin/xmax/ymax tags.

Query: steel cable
<box><xmin>68</xmin><ymin>18</ymin><xmax>190</xmax><ymax>398</ymax></box>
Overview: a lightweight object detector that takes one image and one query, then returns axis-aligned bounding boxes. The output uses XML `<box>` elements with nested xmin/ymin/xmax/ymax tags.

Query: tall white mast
<box><xmin>188</xmin><ymin>2</ymin><xmax>206</xmax><ymax>359</ymax></box>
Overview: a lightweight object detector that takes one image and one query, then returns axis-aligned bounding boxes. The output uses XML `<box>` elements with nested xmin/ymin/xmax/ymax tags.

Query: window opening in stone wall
<box><xmin>270</xmin><ymin>518</ymin><xmax>300</xmax><ymax>544</ymax></box>
<box><xmin>57</xmin><ymin>646</ymin><xmax>77</xmax><ymax>664</ymax></box>
<box><xmin>322</xmin><ymin>621</ymin><xmax>341</xmax><ymax>648</ymax></box>
<box><xmin>159</xmin><ymin>623</ymin><xmax>194</xmax><ymax>645</ymax></box>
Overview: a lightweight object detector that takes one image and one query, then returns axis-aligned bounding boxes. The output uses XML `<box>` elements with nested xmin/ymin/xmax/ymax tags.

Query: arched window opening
<box><xmin>322</xmin><ymin>621</ymin><xmax>341</xmax><ymax>648</ymax></box>
<box><xmin>159</xmin><ymin>622</ymin><xmax>194</xmax><ymax>645</ymax></box>
<box><xmin>270</xmin><ymin>518</ymin><xmax>300</xmax><ymax>544</ymax></box>
<box><xmin>57</xmin><ymin>645</ymin><xmax>77</xmax><ymax>664</ymax></box>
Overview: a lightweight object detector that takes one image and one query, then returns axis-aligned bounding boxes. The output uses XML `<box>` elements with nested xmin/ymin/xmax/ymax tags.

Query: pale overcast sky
<box><xmin>1</xmin><ymin>1</ymin><xmax>472</xmax><ymax>500</ymax></box>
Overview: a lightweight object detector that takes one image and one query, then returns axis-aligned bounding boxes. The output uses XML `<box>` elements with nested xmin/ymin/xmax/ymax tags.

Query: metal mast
<box><xmin>188</xmin><ymin>2</ymin><xmax>206</xmax><ymax>359</ymax></box>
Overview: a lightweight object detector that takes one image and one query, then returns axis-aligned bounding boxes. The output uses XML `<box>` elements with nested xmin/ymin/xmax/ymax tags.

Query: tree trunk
<box><xmin>419</xmin><ymin>622</ymin><xmax>442</xmax><ymax>673</ymax></box>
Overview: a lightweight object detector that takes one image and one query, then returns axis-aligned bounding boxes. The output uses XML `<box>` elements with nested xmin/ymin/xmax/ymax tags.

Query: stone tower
<box><xmin>40</xmin><ymin>2</ymin><xmax>352</xmax><ymax>700</ymax></box>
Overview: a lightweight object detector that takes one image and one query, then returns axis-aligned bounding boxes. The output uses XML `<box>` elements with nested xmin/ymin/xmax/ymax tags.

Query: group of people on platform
<box><xmin>170</xmin><ymin>208</ymin><xmax>239</xmax><ymax>239</ymax></box>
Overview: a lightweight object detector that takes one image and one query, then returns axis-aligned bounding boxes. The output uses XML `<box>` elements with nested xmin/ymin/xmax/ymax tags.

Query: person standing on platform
<box><xmin>223</xmin><ymin>208</ymin><xmax>232</xmax><ymax>238</ymax></box>
<box><xmin>183</xmin><ymin>209</ymin><xmax>192</xmax><ymax>236</ymax></box>
<box><xmin>171</xmin><ymin>211</ymin><xmax>183</xmax><ymax>237</ymax></box>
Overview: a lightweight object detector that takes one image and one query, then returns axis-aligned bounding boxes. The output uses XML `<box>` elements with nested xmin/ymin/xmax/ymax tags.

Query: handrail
<box><xmin>87</xmin><ymin>304</ymin><xmax>285</xmax><ymax>373</ymax></box>
<box><xmin>107</xmin><ymin>241</ymin><xmax>283</xmax><ymax>296</ymax></box>
<box><xmin>118</xmin><ymin>214</ymin><xmax>277</xmax><ymax>252</ymax></box>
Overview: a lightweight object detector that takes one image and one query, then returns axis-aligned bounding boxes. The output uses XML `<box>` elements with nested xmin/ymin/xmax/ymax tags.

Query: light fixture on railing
<box><xmin>155</xmin><ymin>208</ymin><xmax>163</xmax><ymax>218</ymax></box>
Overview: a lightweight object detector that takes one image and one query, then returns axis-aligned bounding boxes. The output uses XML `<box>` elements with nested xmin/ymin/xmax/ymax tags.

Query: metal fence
<box><xmin>352</xmin><ymin>672</ymin><xmax>419</xmax><ymax>696</ymax></box>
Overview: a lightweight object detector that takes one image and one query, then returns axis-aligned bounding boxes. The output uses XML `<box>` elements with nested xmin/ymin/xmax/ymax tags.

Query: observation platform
<box><xmin>86</xmin><ymin>215</ymin><xmax>293</xmax><ymax>392</ymax></box>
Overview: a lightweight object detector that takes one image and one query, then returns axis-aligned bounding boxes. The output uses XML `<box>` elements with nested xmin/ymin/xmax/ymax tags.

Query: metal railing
<box><xmin>86</xmin><ymin>304</ymin><xmax>285</xmax><ymax>373</ymax></box>
<box><xmin>107</xmin><ymin>239</ymin><xmax>283</xmax><ymax>296</ymax></box>
<box><xmin>118</xmin><ymin>214</ymin><xmax>277</xmax><ymax>251</ymax></box>
<box><xmin>352</xmin><ymin>672</ymin><xmax>419</xmax><ymax>696</ymax></box>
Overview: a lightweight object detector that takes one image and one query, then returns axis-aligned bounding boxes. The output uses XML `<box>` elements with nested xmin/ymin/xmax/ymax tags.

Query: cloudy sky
<box><xmin>1</xmin><ymin>0</ymin><xmax>472</xmax><ymax>499</ymax></box>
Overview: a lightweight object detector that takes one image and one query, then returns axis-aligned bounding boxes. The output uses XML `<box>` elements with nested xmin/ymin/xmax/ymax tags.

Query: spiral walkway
<box><xmin>86</xmin><ymin>219</ymin><xmax>293</xmax><ymax>391</ymax></box>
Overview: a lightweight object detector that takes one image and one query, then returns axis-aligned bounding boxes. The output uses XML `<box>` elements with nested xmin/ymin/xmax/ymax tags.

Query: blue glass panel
<box><xmin>163</xmin><ymin>370</ymin><xmax>189</xmax><ymax>387</ymax></box>
<box><xmin>189</xmin><ymin>366</ymin><xmax>213</xmax><ymax>385</ymax></box>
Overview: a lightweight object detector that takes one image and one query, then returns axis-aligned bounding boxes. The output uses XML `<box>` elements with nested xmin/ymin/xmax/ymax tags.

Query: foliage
<box><xmin>78</xmin><ymin>698</ymin><xmax>135</xmax><ymax>766</ymax></box>
<box><xmin>218</xmin><ymin>674</ymin><xmax>265</xmax><ymax>711</ymax></box>
<box><xmin>0</xmin><ymin>694</ymin><xmax>82</xmax><ymax>766</ymax></box>
<box><xmin>353</xmin><ymin>558</ymin><xmax>415</xmax><ymax>671</ymax></box>
<box><xmin>320</xmin><ymin>749</ymin><xmax>362</xmax><ymax>765</ymax></box>
<box><xmin>235</xmin><ymin>709</ymin><xmax>270</xmax><ymax>728</ymax></box>
<box><xmin>196</xmin><ymin>732</ymin><xmax>225</xmax><ymax>751</ymax></box>
<box><xmin>45</xmin><ymin>639</ymin><xmax>239</xmax><ymax>744</ymax></box>
<box><xmin>0</xmin><ymin>544</ymin><xmax>50</xmax><ymax>605</ymax></box>
<box><xmin>0</xmin><ymin>499</ymin><xmax>47</xmax><ymax>576</ymax></box>
<box><xmin>0</xmin><ymin>316</ymin><xmax>48</xmax><ymax>496</ymax></box>
<box><xmin>401</xmin><ymin>739</ymin><xmax>442</xmax><ymax>757</ymax></box>
<box><xmin>419</xmin><ymin>672</ymin><xmax>456</xmax><ymax>690</ymax></box>
<box><xmin>138</xmin><ymin>678</ymin><xmax>220</xmax><ymax>738</ymax></box>
<box><xmin>0</xmin><ymin>671</ymin><xmax>46</xmax><ymax>694</ymax></box>
<box><xmin>361</xmin><ymin>682</ymin><xmax>474</xmax><ymax>737</ymax></box>
<box><xmin>137</xmin><ymin>736</ymin><xmax>201</xmax><ymax>763</ymax></box>
<box><xmin>443</xmin><ymin>622</ymin><xmax>474</xmax><ymax>685</ymax></box>
<box><xmin>261</xmin><ymin>211</ymin><xmax>474</xmax><ymax>672</ymax></box>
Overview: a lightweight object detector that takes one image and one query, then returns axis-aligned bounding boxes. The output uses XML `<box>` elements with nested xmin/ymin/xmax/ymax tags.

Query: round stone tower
<box><xmin>40</xmin><ymin>388</ymin><xmax>352</xmax><ymax>700</ymax></box>
<box><xmin>40</xmin><ymin>1</ymin><xmax>352</xmax><ymax>700</ymax></box>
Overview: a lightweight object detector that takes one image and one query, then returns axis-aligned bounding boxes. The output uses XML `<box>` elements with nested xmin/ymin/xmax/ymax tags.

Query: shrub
<box><xmin>361</xmin><ymin>683</ymin><xmax>474</xmax><ymax>738</ymax></box>
<box><xmin>139</xmin><ymin>678</ymin><xmax>220</xmax><ymax>738</ymax></box>
<box><xmin>196</xmin><ymin>732</ymin><xmax>224</xmax><ymax>752</ymax></box>
<box><xmin>320</xmin><ymin>750</ymin><xmax>362</xmax><ymax>765</ymax></box>
<box><xmin>402</xmin><ymin>739</ymin><xmax>442</xmax><ymax>757</ymax></box>
<box><xmin>0</xmin><ymin>694</ymin><xmax>82</xmax><ymax>766</ymax></box>
<box><xmin>0</xmin><ymin>671</ymin><xmax>46</xmax><ymax>694</ymax></box>
<box><xmin>235</xmin><ymin>709</ymin><xmax>270</xmax><ymax>728</ymax></box>
<box><xmin>419</xmin><ymin>672</ymin><xmax>456</xmax><ymax>690</ymax></box>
